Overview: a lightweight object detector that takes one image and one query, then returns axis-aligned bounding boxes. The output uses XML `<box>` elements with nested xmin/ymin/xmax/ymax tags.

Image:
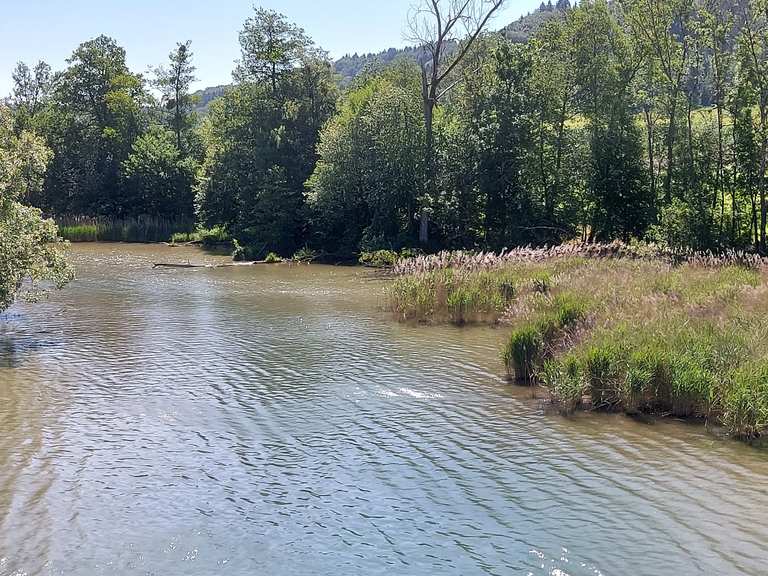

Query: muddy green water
<box><xmin>1</xmin><ymin>244</ymin><xmax>767</xmax><ymax>576</ymax></box>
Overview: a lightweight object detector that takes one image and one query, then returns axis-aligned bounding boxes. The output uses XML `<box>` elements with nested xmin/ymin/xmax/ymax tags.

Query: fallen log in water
<box><xmin>152</xmin><ymin>260</ymin><xmax>275</xmax><ymax>269</ymax></box>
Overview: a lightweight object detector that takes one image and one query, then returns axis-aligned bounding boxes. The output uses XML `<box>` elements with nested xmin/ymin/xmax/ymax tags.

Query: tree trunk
<box><xmin>760</xmin><ymin>107</ymin><xmax>768</xmax><ymax>252</ymax></box>
<box><xmin>554</xmin><ymin>96</ymin><xmax>568</xmax><ymax>220</ymax></box>
<box><xmin>420</xmin><ymin>64</ymin><xmax>435</xmax><ymax>246</ymax></box>
<box><xmin>538</xmin><ymin>110</ymin><xmax>547</xmax><ymax>216</ymax></box>
<box><xmin>644</xmin><ymin>107</ymin><xmax>656</xmax><ymax>204</ymax></box>
<box><xmin>664</xmin><ymin>96</ymin><xmax>678</xmax><ymax>204</ymax></box>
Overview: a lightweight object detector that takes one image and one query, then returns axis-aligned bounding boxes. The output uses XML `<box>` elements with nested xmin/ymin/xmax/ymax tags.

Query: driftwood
<box><xmin>152</xmin><ymin>260</ymin><xmax>283</xmax><ymax>269</ymax></box>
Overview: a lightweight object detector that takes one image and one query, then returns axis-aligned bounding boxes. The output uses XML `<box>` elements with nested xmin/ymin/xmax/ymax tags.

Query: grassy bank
<box><xmin>389</xmin><ymin>243</ymin><xmax>768</xmax><ymax>442</ymax></box>
<box><xmin>57</xmin><ymin>216</ymin><xmax>194</xmax><ymax>243</ymax></box>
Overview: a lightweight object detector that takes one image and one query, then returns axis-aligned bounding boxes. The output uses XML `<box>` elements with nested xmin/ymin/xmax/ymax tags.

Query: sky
<box><xmin>0</xmin><ymin>0</ymin><xmax>542</xmax><ymax>97</ymax></box>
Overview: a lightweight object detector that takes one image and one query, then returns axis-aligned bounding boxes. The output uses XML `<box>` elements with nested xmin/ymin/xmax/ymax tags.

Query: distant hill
<box><xmin>501</xmin><ymin>0</ymin><xmax>569</xmax><ymax>43</ymax></box>
<box><xmin>194</xmin><ymin>4</ymin><xmax>571</xmax><ymax>111</ymax></box>
<box><xmin>334</xmin><ymin>3</ymin><xmax>568</xmax><ymax>85</ymax></box>
<box><xmin>191</xmin><ymin>85</ymin><xmax>229</xmax><ymax>116</ymax></box>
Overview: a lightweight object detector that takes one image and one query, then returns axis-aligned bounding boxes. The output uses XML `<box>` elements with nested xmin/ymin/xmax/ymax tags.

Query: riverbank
<box><xmin>57</xmin><ymin>215</ymin><xmax>195</xmax><ymax>243</ymax></box>
<box><xmin>388</xmin><ymin>243</ymin><xmax>768</xmax><ymax>442</ymax></box>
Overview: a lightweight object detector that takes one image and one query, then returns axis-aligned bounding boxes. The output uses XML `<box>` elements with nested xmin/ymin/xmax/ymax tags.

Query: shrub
<box><xmin>232</xmin><ymin>239</ymin><xmax>247</xmax><ymax>261</ymax></box>
<box><xmin>360</xmin><ymin>250</ymin><xmax>399</xmax><ymax>268</ymax></box>
<box><xmin>265</xmin><ymin>252</ymin><xmax>282</xmax><ymax>264</ymax></box>
<box><xmin>293</xmin><ymin>247</ymin><xmax>317</xmax><ymax>262</ymax></box>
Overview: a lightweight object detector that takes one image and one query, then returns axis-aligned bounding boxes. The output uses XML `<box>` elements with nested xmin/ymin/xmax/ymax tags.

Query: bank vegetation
<box><xmin>389</xmin><ymin>243</ymin><xmax>768</xmax><ymax>441</ymax></box>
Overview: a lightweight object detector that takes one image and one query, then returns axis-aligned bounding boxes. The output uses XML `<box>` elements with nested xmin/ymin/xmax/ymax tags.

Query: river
<box><xmin>1</xmin><ymin>244</ymin><xmax>767</xmax><ymax>576</ymax></box>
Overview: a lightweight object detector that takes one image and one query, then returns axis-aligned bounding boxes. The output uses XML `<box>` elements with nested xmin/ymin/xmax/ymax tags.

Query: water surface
<box><xmin>1</xmin><ymin>244</ymin><xmax>767</xmax><ymax>576</ymax></box>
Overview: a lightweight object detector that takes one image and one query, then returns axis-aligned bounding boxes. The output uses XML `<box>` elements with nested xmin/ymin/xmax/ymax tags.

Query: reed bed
<box><xmin>393</xmin><ymin>241</ymin><xmax>766</xmax><ymax>275</ymax></box>
<box><xmin>57</xmin><ymin>215</ymin><xmax>194</xmax><ymax>243</ymax></box>
<box><xmin>388</xmin><ymin>244</ymin><xmax>768</xmax><ymax>441</ymax></box>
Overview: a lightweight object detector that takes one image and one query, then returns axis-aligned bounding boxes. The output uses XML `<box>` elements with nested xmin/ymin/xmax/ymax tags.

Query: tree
<box><xmin>10</xmin><ymin>61</ymin><xmax>52</xmax><ymax>133</ymax></box>
<box><xmin>737</xmin><ymin>0</ymin><xmax>768</xmax><ymax>251</ymax></box>
<box><xmin>458</xmin><ymin>42</ymin><xmax>542</xmax><ymax>248</ymax></box>
<box><xmin>121</xmin><ymin>126</ymin><xmax>196</xmax><ymax>218</ymax></box>
<box><xmin>41</xmin><ymin>35</ymin><xmax>149</xmax><ymax>216</ymax></box>
<box><xmin>234</xmin><ymin>8</ymin><xmax>312</xmax><ymax>90</ymax></box>
<box><xmin>408</xmin><ymin>0</ymin><xmax>505</xmax><ymax>243</ymax></box>
<box><xmin>700</xmin><ymin>1</ymin><xmax>735</xmax><ymax>242</ymax></box>
<box><xmin>0</xmin><ymin>106</ymin><xmax>72</xmax><ymax>312</ymax></box>
<box><xmin>530</xmin><ymin>16</ymin><xmax>579</xmax><ymax>225</ymax></box>
<box><xmin>572</xmin><ymin>0</ymin><xmax>653</xmax><ymax>240</ymax></box>
<box><xmin>622</xmin><ymin>0</ymin><xmax>695</xmax><ymax>204</ymax></box>
<box><xmin>196</xmin><ymin>11</ymin><xmax>337</xmax><ymax>256</ymax></box>
<box><xmin>153</xmin><ymin>41</ymin><xmax>197</xmax><ymax>152</ymax></box>
<box><xmin>307</xmin><ymin>65</ymin><xmax>425</xmax><ymax>253</ymax></box>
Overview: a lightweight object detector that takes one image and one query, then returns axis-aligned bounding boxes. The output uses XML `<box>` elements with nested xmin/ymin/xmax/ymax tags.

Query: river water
<box><xmin>1</xmin><ymin>244</ymin><xmax>766</xmax><ymax>576</ymax></box>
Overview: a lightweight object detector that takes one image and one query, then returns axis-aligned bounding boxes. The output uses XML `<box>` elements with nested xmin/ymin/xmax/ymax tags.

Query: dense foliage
<box><xmin>4</xmin><ymin>1</ymin><xmax>768</xmax><ymax>257</ymax></box>
<box><xmin>0</xmin><ymin>107</ymin><xmax>71</xmax><ymax>311</ymax></box>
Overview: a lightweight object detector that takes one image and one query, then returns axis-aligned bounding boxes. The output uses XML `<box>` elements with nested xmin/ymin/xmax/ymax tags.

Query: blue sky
<box><xmin>0</xmin><ymin>1</ymin><xmax>541</xmax><ymax>96</ymax></box>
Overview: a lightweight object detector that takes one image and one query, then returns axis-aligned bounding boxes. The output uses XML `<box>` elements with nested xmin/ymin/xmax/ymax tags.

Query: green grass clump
<box><xmin>585</xmin><ymin>343</ymin><xmax>627</xmax><ymax>411</ymax></box>
<box><xmin>503</xmin><ymin>293</ymin><xmax>589</xmax><ymax>382</ymax></box>
<box><xmin>360</xmin><ymin>249</ymin><xmax>421</xmax><ymax>268</ymax></box>
<box><xmin>542</xmin><ymin>321</ymin><xmax>757</xmax><ymax>429</ymax></box>
<box><xmin>624</xmin><ymin>345</ymin><xmax>674</xmax><ymax>413</ymax></box>
<box><xmin>264</xmin><ymin>252</ymin><xmax>282</xmax><ymax>264</ymax></box>
<box><xmin>542</xmin><ymin>356</ymin><xmax>584</xmax><ymax>414</ymax></box>
<box><xmin>552</xmin><ymin>293</ymin><xmax>588</xmax><ymax>328</ymax></box>
<box><xmin>360</xmin><ymin>250</ymin><xmax>400</xmax><ymax>268</ymax></box>
<box><xmin>171</xmin><ymin>225</ymin><xmax>231</xmax><ymax>246</ymax></box>
<box><xmin>503</xmin><ymin>324</ymin><xmax>544</xmax><ymax>382</ymax></box>
<box><xmin>390</xmin><ymin>268</ymin><xmax>519</xmax><ymax>325</ymax></box>
<box><xmin>723</xmin><ymin>360</ymin><xmax>768</xmax><ymax>439</ymax></box>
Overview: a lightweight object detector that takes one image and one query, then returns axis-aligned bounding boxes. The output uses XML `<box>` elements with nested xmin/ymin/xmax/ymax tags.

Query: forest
<box><xmin>3</xmin><ymin>0</ymin><xmax>768</xmax><ymax>265</ymax></box>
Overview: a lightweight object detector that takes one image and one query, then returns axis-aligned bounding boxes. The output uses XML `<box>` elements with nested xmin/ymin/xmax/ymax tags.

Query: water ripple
<box><xmin>0</xmin><ymin>244</ymin><xmax>767</xmax><ymax>576</ymax></box>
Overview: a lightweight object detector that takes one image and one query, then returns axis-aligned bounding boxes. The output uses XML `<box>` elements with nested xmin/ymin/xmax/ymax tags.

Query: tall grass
<box><xmin>389</xmin><ymin>245</ymin><xmax>768</xmax><ymax>441</ymax></box>
<box><xmin>502</xmin><ymin>293</ymin><xmax>589</xmax><ymax>382</ymax></box>
<box><xmin>57</xmin><ymin>215</ymin><xmax>194</xmax><ymax>243</ymax></box>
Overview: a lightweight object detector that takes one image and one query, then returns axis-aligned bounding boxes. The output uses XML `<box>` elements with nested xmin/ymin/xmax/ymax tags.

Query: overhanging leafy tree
<box><xmin>0</xmin><ymin>107</ymin><xmax>72</xmax><ymax>312</ymax></box>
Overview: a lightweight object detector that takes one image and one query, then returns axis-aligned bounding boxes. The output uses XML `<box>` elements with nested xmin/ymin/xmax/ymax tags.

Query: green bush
<box><xmin>265</xmin><ymin>252</ymin><xmax>282</xmax><ymax>264</ymax></box>
<box><xmin>360</xmin><ymin>250</ymin><xmax>399</xmax><ymax>267</ymax></box>
<box><xmin>232</xmin><ymin>239</ymin><xmax>247</xmax><ymax>261</ymax></box>
<box><xmin>293</xmin><ymin>247</ymin><xmax>317</xmax><ymax>262</ymax></box>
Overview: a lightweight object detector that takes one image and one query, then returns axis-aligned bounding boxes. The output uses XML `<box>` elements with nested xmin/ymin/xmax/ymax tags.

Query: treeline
<box><xmin>5</xmin><ymin>0</ymin><xmax>768</xmax><ymax>257</ymax></box>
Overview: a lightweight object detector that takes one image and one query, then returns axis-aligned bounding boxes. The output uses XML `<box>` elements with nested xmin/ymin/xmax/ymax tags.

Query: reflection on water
<box><xmin>1</xmin><ymin>243</ymin><xmax>767</xmax><ymax>576</ymax></box>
